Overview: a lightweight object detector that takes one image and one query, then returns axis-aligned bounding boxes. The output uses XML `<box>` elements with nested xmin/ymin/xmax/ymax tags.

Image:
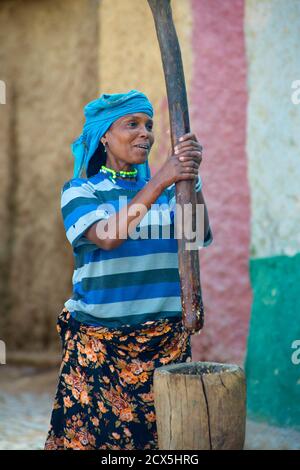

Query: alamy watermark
<box><xmin>0</xmin><ymin>80</ymin><xmax>6</xmax><ymax>104</ymax></box>
<box><xmin>0</xmin><ymin>340</ymin><xmax>6</xmax><ymax>365</ymax></box>
<box><xmin>291</xmin><ymin>339</ymin><xmax>300</xmax><ymax>365</ymax></box>
<box><xmin>291</xmin><ymin>80</ymin><xmax>300</xmax><ymax>105</ymax></box>
<box><xmin>94</xmin><ymin>196</ymin><xmax>208</xmax><ymax>250</ymax></box>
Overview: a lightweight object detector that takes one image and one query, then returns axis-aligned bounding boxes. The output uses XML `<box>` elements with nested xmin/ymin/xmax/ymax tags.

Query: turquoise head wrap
<box><xmin>71</xmin><ymin>89</ymin><xmax>154</xmax><ymax>180</ymax></box>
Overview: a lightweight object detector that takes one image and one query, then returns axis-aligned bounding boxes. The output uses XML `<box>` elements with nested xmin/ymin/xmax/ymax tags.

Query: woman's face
<box><xmin>103</xmin><ymin>112</ymin><xmax>154</xmax><ymax>165</ymax></box>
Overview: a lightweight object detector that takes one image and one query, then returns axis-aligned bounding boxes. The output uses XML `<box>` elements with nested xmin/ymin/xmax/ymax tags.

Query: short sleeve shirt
<box><xmin>61</xmin><ymin>172</ymin><xmax>213</xmax><ymax>327</ymax></box>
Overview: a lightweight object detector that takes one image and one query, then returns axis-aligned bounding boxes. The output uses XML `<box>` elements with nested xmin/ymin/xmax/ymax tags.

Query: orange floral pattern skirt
<box><xmin>44</xmin><ymin>307</ymin><xmax>192</xmax><ymax>450</ymax></box>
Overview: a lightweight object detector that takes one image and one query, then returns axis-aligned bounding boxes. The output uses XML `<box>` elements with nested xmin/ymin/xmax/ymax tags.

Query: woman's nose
<box><xmin>139</xmin><ymin>125</ymin><xmax>150</xmax><ymax>137</ymax></box>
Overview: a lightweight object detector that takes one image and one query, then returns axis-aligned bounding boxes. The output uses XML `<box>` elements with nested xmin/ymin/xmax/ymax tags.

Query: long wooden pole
<box><xmin>147</xmin><ymin>0</ymin><xmax>204</xmax><ymax>334</ymax></box>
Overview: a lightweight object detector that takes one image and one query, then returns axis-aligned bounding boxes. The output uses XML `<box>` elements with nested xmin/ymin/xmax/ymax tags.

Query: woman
<box><xmin>44</xmin><ymin>90</ymin><xmax>213</xmax><ymax>450</ymax></box>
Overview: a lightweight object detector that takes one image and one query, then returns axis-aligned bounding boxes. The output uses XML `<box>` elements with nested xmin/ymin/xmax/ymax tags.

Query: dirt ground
<box><xmin>0</xmin><ymin>365</ymin><xmax>299</xmax><ymax>450</ymax></box>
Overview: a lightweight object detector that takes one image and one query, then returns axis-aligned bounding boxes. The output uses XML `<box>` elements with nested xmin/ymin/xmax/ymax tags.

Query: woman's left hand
<box><xmin>174</xmin><ymin>132</ymin><xmax>203</xmax><ymax>172</ymax></box>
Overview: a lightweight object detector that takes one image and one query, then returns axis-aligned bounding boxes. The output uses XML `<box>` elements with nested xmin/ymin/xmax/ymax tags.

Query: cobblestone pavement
<box><xmin>0</xmin><ymin>392</ymin><xmax>52</xmax><ymax>450</ymax></box>
<box><xmin>1</xmin><ymin>366</ymin><xmax>300</xmax><ymax>450</ymax></box>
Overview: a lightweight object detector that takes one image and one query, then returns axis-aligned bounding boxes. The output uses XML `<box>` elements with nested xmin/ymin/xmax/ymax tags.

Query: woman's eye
<box><xmin>128</xmin><ymin>121</ymin><xmax>153</xmax><ymax>131</ymax></box>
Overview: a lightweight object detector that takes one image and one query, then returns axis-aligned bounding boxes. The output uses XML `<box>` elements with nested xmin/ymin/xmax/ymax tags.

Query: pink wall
<box><xmin>190</xmin><ymin>0</ymin><xmax>251</xmax><ymax>364</ymax></box>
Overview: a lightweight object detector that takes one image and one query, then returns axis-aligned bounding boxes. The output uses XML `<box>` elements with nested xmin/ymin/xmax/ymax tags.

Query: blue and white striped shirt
<box><xmin>61</xmin><ymin>172</ymin><xmax>213</xmax><ymax>327</ymax></box>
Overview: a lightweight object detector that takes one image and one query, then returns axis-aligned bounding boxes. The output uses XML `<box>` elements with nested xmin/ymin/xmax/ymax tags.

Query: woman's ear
<box><xmin>100</xmin><ymin>132</ymin><xmax>107</xmax><ymax>146</ymax></box>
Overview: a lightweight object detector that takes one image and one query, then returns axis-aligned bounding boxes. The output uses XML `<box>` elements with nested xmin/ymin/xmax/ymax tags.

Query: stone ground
<box><xmin>0</xmin><ymin>365</ymin><xmax>300</xmax><ymax>450</ymax></box>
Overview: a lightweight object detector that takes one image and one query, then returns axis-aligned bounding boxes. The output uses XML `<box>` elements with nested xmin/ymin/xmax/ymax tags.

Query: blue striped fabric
<box><xmin>61</xmin><ymin>172</ymin><xmax>213</xmax><ymax>327</ymax></box>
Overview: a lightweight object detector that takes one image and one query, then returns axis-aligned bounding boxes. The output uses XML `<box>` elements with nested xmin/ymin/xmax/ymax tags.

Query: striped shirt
<box><xmin>61</xmin><ymin>172</ymin><xmax>213</xmax><ymax>327</ymax></box>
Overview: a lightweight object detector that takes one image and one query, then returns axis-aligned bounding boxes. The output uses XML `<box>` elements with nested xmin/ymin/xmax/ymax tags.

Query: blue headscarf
<box><xmin>71</xmin><ymin>89</ymin><xmax>154</xmax><ymax>180</ymax></box>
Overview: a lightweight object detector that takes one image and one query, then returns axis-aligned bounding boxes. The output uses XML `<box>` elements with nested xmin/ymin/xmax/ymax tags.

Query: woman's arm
<box><xmin>85</xmin><ymin>173</ymin><xmax>166</xmax><ymax>250</ymax></box>
<box><xmin>85</xmin><ymin>145</ymin><xmax>199</xmax><ymax>250</ymax></box>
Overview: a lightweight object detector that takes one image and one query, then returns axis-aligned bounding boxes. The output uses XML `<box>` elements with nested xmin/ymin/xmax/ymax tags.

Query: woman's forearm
<box><xmin>85</xmin><ymin>173</ymin><xmax>166</xmax><ymax>250</ymax></box>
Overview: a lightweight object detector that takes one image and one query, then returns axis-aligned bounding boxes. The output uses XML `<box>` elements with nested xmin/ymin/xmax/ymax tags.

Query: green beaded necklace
<box><xmin>99</xmin><ymin>165</ymin><xmax>138</xmax><ymax>184</ymax></box>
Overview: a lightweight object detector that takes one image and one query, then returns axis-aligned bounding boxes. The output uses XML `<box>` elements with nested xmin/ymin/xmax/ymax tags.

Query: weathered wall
<box><xmin>99</xmin><ymin>0</ymin><xmax>251</xmax><ymax>365</ymax></box>
<box><xmin>244</xmin><ymin>0</ymin><xmax>300</xmax><ymax>428</ymax></box>
<box><xmin>190</xmin><ymin>0</ymin><xmax>251</xmax><ymax>364</ymax></box>
<box><xmin>98</xmin><ymin>0</ymin><xmax>193</xmax><ymax>171</ymax></box>
<box><xmin>1</xmin><ymin>0</ymin><xmax>251</xmax><ymax>364</ymax></box>
<box><xmin>0</xmin><ymin>0</ymin><xmax>99</xmax><ymax>352</ymax></box>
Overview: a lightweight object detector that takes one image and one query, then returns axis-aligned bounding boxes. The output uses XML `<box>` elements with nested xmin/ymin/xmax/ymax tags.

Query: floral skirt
<box><xmin>44</xmin><ymin>307</ymin><xmax>192</xmax><ymax>450</ymax></box>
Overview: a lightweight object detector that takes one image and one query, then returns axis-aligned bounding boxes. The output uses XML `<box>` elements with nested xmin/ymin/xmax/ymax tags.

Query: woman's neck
<box><xmin>105</xmin><ymin>158</ymin><xmax>133</xmax><ymax>173</ymax></box>
<box><xmin>100</xmin><ymin>163</ymin><xmax>137</xmax><ymax>181</ymax></box>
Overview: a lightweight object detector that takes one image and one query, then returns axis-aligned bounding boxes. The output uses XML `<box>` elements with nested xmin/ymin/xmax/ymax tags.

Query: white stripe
<box><xmin>61</xmin><ymin>179</ymin><xmax>117</xmax><ymax>209</ymax></box>
<box><xmin>72</xmin><ymin>251</ymin><xmax>178</xmax><ymax>283</ymax></box>
<box><xmin>61</xmin><ymin>182</ymin><xmax>97</xmax><ymax>208</ymax></box>
<box><xmin>64</xmin><ymin>296</ymin><xmax>181</xmax><ymax>318</ymax></box>
<box><xmin>62</xmin><ymin>178</ymin><xmax>172</xmax><ymax>209</ymax></box>
<box><xmin>92</xmin><ymin>179</ymin><xmax>116</xmax><ymax>192</ymax></box>
<box><xmin>66</xmin><ymin>210</ymin><xmax>109</xmax><ymax>245</ymax></box>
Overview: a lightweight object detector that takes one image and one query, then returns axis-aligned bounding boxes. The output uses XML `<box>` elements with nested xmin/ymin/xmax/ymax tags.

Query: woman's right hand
<box><xmin>156</xmin><ymin>133</ymin><xmax>202</xmax><ymax>190</ymax></box>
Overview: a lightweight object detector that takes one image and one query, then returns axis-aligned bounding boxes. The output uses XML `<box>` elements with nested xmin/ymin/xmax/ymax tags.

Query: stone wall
<box><xmin>0</xmin><ymin>0</ymin><xmax>99</xmax><ymax>352</ymax></box>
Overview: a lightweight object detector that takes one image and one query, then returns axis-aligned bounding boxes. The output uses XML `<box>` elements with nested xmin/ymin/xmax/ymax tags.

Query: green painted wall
<box><xmin>245</xmin><ymin>254</ymin><xmax>300</xmax><ymax>428</ymax></box>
